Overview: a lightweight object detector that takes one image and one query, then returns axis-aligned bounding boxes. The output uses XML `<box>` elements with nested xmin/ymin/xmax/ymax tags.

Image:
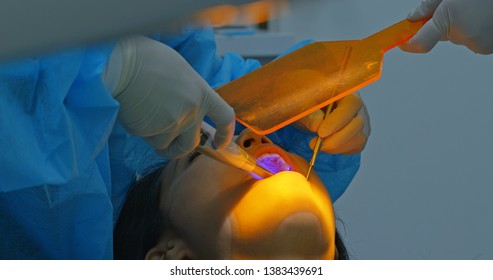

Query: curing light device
<box><xmin>197</xmin><ymin>122</ymin><xmax>274</xmax><ymax>179</ymax></box>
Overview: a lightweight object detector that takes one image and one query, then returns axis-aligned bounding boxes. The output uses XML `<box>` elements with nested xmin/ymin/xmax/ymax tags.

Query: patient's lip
<box><xmin>250</xmin><ymin>144</ymin><xmax>300</xmax><ymax>173</ymax></box>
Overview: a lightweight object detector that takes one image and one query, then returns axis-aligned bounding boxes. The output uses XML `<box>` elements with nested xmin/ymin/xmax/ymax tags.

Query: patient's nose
<box><xmin>236</xmin><ymin>129</ymin><xmax>272</xmax><ymax>151</ymax></box>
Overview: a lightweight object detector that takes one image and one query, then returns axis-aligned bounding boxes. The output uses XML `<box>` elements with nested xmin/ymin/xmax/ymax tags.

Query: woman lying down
<box><xmin>113</xmin><ymin>93</ymin><xmax>369</xmax><ymax>260</ymax></box>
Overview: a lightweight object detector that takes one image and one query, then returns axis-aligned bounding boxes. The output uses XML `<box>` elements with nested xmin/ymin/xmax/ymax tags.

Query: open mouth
<box><xmin>256</xmin><ymin>153</ymin><xmax>293</xmax><ymax>174</ymax></box>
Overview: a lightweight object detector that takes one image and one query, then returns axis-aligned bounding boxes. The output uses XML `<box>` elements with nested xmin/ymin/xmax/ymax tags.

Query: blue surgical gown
<box><xmin>0</xmin><ymin>28</ymin><xmax>360</xmax><ymax>259</ymax></box>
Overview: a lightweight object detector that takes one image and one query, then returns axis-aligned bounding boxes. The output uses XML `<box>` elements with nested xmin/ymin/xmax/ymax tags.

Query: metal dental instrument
<box><xmin>306</xmin><ymin>102</ymin><xmax>334</xmax><ymax>180</ymax></box>
<box><xmin>197</xmin><ymin>122</ymin><xmax>274</xmax><ymax>179</ymax></box>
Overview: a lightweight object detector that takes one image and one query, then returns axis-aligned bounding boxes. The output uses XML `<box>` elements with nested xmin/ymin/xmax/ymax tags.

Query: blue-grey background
<box><xmin>219</xmin><ymin>0</ymin><xmax>493</xmax><ymax>259</ymax></box>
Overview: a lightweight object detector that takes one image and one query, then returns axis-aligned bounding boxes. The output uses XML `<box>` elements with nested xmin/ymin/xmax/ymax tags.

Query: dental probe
<box><xmin>306</xmin><ymin>102</ymin><xmax>334</xmax><ymax>180</ymax></box>
<box><xmin>198</xmin><ymin>122</ymin><xmax>274</xmax><ymax>179</ymax></box>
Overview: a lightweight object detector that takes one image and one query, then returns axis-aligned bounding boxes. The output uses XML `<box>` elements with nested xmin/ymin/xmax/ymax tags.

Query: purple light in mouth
<box><xmin>256</xmin><ymin>153</ymin><xmax>292</xmax><ymax>175</ymax></box>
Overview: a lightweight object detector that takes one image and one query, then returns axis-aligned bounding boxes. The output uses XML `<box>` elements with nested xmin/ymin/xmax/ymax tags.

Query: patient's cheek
<box><xmin>227</xmin><ymin>172</ymin><xmax>336</xmax><ymax>259</ymax></box>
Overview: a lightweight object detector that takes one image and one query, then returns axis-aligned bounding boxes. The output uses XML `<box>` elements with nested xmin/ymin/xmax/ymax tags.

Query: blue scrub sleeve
<box><xmin>0</xmin><ymin>44</ymin><xmax>117</xmax><ymax>191</ymax></box>
<box><xmin>0</xmin><ymin>43</ymin><xmax>121</xmax><ymax>259</ymax></box>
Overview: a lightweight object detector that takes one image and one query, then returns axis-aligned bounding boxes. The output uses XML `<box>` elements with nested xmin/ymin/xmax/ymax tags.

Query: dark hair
<box><xmin>113</xmin><ymin>167</ymin><xmax>167</xmax><ymax>260</ymax></box>
<box><xmin>335</xmin><ymin>226</ymin><xmax>349</xmax><ymax>260</ymax></box>
<box><xmin>113</xmin><ymin>167</ymin><xmax>350</xmax><ymax>260</ymax></box>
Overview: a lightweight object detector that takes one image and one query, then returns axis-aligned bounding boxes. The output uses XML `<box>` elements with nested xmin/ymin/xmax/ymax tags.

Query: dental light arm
<box><xmin>0</xmin><ymin>0</ymin><xmax>255</xmax><ymax>61</ymax></box>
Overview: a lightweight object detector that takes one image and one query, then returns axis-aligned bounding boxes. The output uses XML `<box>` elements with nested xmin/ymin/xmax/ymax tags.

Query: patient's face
<box><xmin>159</xmin><ymin>129</ymin><xmax>336</xmax><ymax>259</ymax></box>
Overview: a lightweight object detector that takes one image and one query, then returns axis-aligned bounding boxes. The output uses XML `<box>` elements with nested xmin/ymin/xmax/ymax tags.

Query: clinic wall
<box><xmin>274</xmin><ymin>0</ymin><xmax>493</xmax><ymax>259</ymax></box>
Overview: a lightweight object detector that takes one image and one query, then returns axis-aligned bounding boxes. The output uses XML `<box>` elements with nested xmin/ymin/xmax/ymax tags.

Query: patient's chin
<box><xmin>227</xmin><ymin>171</ymin><xmax>336</xmax><ymax>259</ymax></box>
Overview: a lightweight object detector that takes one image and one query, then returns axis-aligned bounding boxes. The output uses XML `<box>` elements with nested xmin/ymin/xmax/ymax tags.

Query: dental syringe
<box><xmin>197</xmin><ymin>122</ymin><xmax>274</xmax><ymax>179</ymax></box>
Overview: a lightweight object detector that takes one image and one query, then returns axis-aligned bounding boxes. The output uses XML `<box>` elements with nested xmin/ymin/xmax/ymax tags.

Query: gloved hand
<box><xmin>103</xmin><ymin>35</ymin><xmax>235</xmax><ymax>159</ymax></box>
<box><xmin>296</xmin><ymin>92</ymin><xmax>370</xmax><ymax>154</ymax></box>
<box><xmin>400</xmin><ymin>0</ymin><xmax>493</xmax><ymax>54</ymax></box>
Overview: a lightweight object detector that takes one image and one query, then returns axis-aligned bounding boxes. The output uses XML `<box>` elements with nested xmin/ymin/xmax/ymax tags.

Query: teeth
<box><xmin>256</xmin><ymin>153</ymin><xmax>292</xmax><ymax>174</ymax></box>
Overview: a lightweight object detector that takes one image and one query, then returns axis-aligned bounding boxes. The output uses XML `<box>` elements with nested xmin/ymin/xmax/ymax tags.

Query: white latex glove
<box><xmin>400</xmin><ymin>0</ymin><xmax>493</xmax><ymax>54</ymax></box>
<box><xmin>103</xmin><ymin>35</ymin><xmax>235</xmax><ymax>159</ymax></box>
<box><xmin>296</xmin><ymin>92</ymin><xmax>371</xmax><ymax>154</ymax></box>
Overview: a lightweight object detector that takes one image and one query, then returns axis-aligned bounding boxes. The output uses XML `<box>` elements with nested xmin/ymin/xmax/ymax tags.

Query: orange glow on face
<box><xmin>229</xmin><ymin>172</ymin><xmax>336</xmax><ymax>260</ymax></box>
<box><xmin>162</xmin><ymin>129</ymin><xmax>335</xmax><ymax>260</ymax></box>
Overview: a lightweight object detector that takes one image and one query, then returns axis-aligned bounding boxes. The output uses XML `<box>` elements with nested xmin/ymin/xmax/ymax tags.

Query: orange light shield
<box><xmin>217</xmin><ymin>19</ymin><xmax>426</xmax><ymax>135</ymax></box>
